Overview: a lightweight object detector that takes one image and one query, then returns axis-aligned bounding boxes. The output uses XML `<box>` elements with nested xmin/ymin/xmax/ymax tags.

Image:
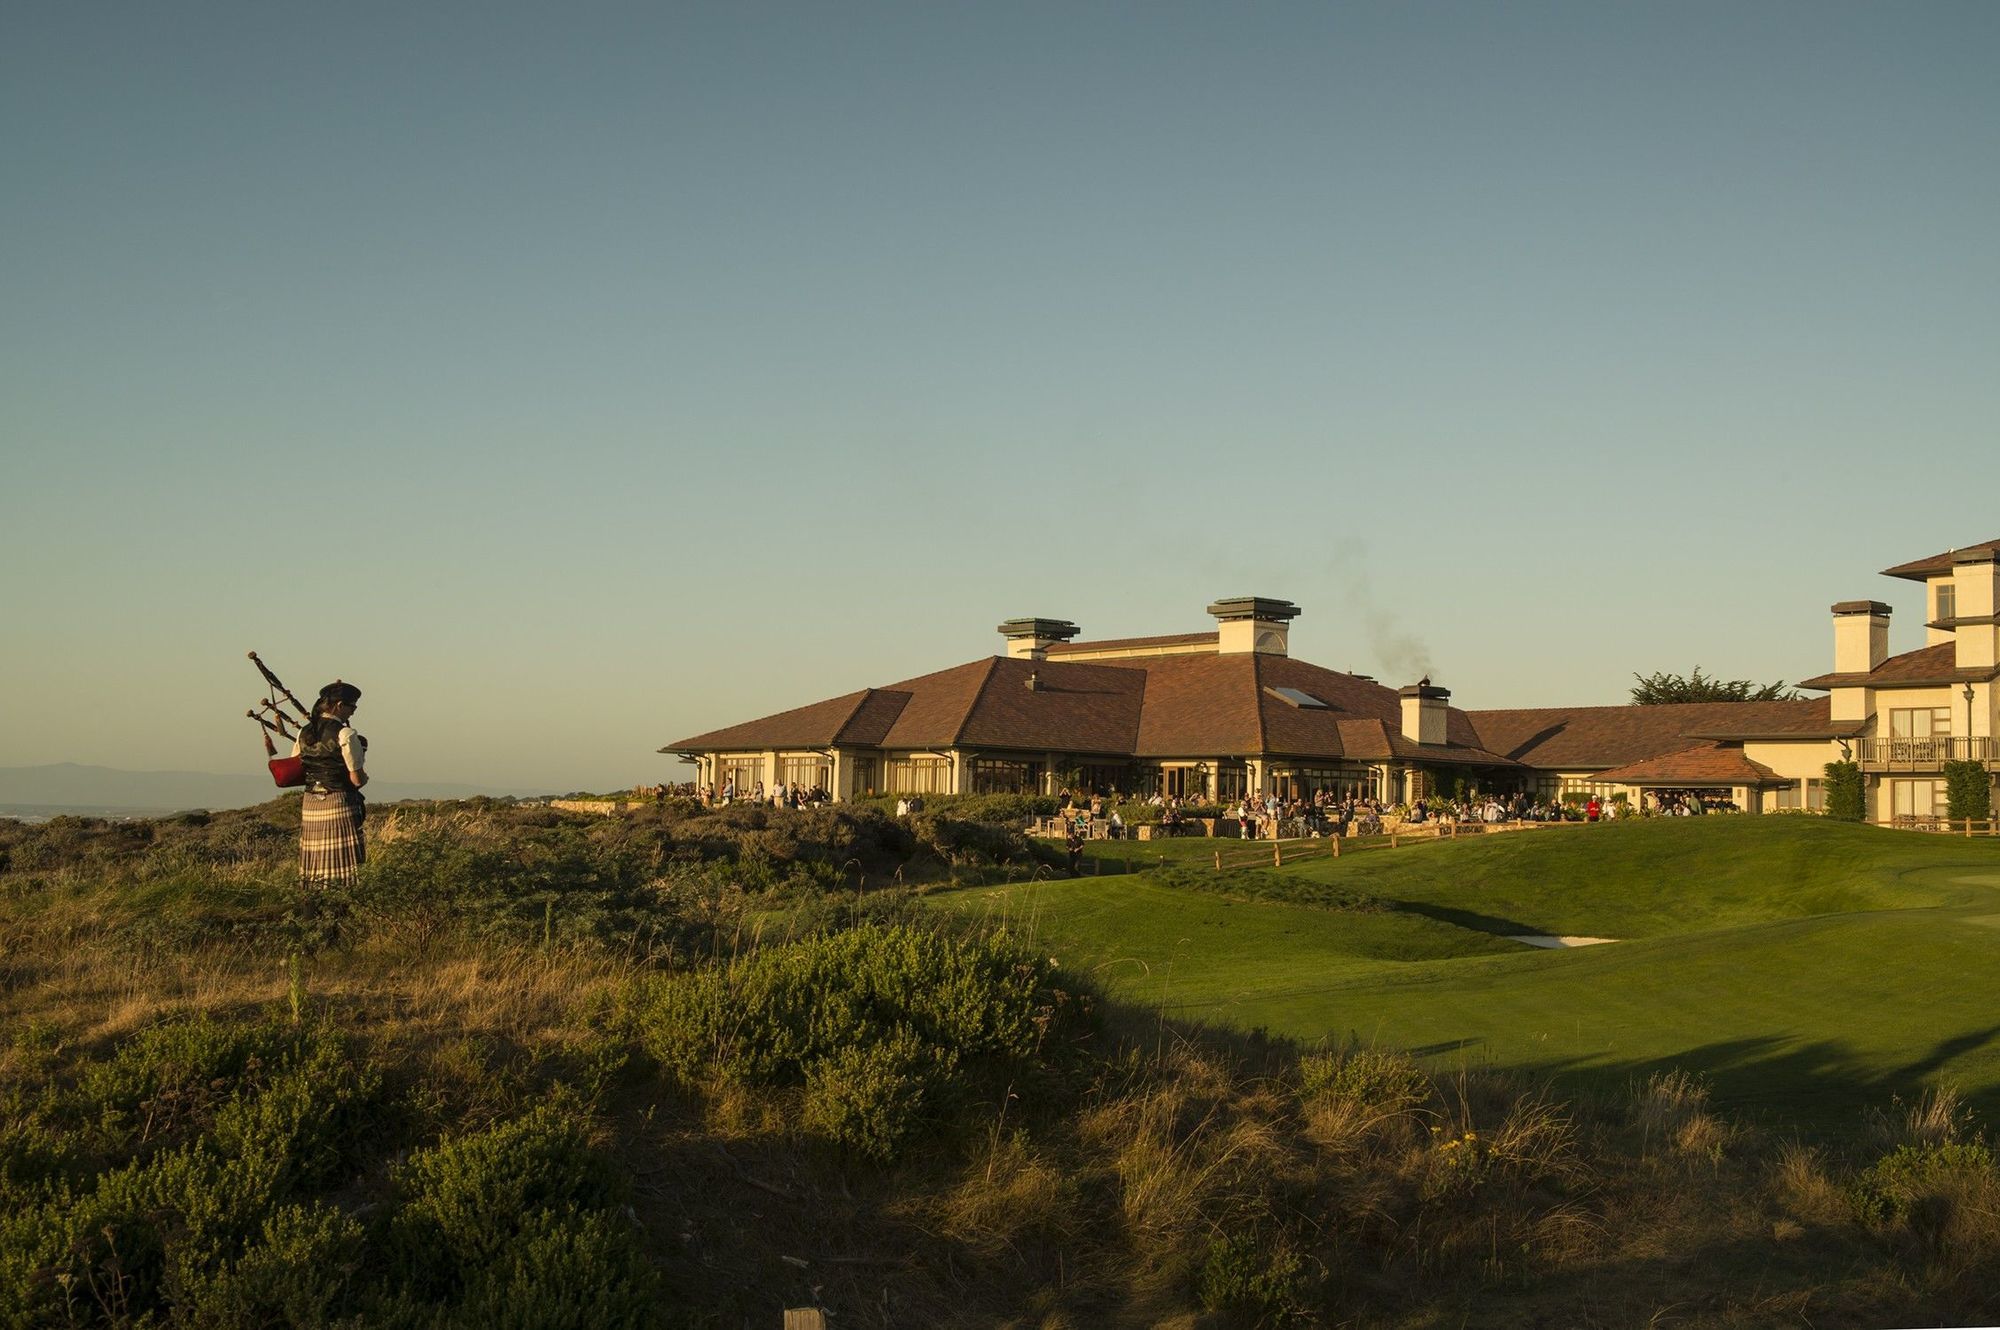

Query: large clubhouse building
<box><xmin>665</xmin><ymin>542</ymin><xmax>2000</xmax><ymax>822</ymax></box>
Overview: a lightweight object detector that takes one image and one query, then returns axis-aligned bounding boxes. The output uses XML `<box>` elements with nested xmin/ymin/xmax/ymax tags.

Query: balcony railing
<box><xmin>1855</xmin><ymin>736</ymin><xmax>2000</xmax><ymax>770</ymax></box>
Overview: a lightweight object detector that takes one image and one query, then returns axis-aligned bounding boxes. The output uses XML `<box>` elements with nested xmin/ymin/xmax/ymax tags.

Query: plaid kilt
<box><xmin>300</xmin><ymin>789</ymin><xmax>365</xmax><ymax>888</ymax></box>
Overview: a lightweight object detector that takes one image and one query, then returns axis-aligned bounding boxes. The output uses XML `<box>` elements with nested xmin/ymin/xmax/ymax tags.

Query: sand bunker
<box><xmin>1511</xmin><ymin>935</ymin><xmax>1617</xmax><ymax>948</ymax></box>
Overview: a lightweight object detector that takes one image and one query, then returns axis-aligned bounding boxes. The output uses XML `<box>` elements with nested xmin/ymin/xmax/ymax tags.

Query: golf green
<box><xmin>931</xmin><ymin>819</ymin><xmax>2000</xmax><ymax>1127</ymax></box>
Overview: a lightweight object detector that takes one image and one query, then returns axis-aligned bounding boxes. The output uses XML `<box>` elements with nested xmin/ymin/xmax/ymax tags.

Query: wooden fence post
<box><xmin>1273</xmin><ymin>844</ymin><xmax>1282</xmax><ymax>867</ymax></box>
<box><xmin>1391</xmin><ymin>832</ymin><xmax>1399</xmax><ymax>849</ymax></box>
<box><xmin>1331</xmin><ymin>834</ymin><xmax>1340</xmax><ymax>858</ymax></box>
<box><xmin>1214</xmin><ymin>849</ymin><xmax>1221</xmax><ymax>871</ymax></box>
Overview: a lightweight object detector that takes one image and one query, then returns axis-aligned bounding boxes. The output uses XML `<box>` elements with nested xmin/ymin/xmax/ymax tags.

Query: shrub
<box><xmin>1196</xmin><ymin>1230</ymin><xmax>1307</xmax><ymax>1322</ymax></box>
<box><xmin>1851</xmin><ymin>1140</ymin><xmax>1997</xmax><ymax>1227</ymax></box>
<box><xmin>1824</xmin><ymin>760</ymin><xmax>1865</xmax><ymax>822</ymax></box>
<box><xmin>1150</xmin><ymin>867</ymin><xmax>1387</xmax><ymax>914</ymax></box>
<box><xmin>1298</xmin><ymin>1048</ymin><xmax>1429</xmax><ymax>1110</ymax></box>
<box><xmin>1943</xmin><ymin>760</ymin><xmax>1993</xmax><ymax>821</ymax></box>
<box><xmin>802</xmin><ymin>1025</ymin><xmax>941</xmax><ymax>1162</ymax></box>
<box><xmin>387</xmin><ymin>1102</ymin><xmax>657</xmax><ymax>1324</ymax></box>
<box><xmin>632</xmin><ymin>924</ymin><xmax>1083</xmax><ymax>1160</ymax></box>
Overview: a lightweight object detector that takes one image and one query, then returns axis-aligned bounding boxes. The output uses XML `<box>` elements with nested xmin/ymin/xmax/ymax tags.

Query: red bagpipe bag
<box><xmin>268</xmin><ymin>754</ymin><xmax>306</xmax><ymax>788</ymax></box>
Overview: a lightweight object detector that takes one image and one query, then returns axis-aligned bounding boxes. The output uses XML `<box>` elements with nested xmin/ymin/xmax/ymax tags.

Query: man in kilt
<box><xmin>292</xmin><ymin>682</ymin><xmax>368</xmax><ymax>888</ymax></box>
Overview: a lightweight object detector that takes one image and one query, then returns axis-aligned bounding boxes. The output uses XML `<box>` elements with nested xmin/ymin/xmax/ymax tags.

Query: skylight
<box><xmin>1265</xmin><ymin>686</ymin><xmax>1331</xmax><ymax>710</ymax></box>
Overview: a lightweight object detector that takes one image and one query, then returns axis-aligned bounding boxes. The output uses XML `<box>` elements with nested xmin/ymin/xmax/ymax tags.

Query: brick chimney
<box><xmin>1398</xmin><ymin>678</ymin><xmax>1450</xmax><ymax>746</ymax></box>
<box><xmin>1207</xmin><ymin>596</ymin><xmax>1300</xmax><ymax>655</ymax></box>
<box><xmin>998</xmin><ymin>618</ymin><xmax>1080</xmax><ymax>660</ymax></box>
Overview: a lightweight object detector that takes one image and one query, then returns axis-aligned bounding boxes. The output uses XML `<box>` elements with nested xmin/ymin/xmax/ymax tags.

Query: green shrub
<box><xmin>387</xmin><ymin>1103</ymin><xmax>657</xmax><ymax>1325</ymax></box>
<box><xmin>1298</xmin><ymin>1048</ymin><xmax>1429</xmax><ymax>1110</ymax></box>
<box><xmin>1196</xmin><ymin>1230</ymin><xmax>1307</xmax><ymax>1322</ymax></box>
<box><xmin>632</xmin><ymin>924</ymin><xmax>1082</xmax><ymax>1160</ymax></box>
<box><xmin>0</xmin><ymin>1020</ymin><xmax>378</xmax><ymax>1328</ymax></box>
<box><xmin>1824</xmin><ymin>760</ymin><xmax>1865</xmax><ymax>822</ymax></box>
<box><xmin>803</xmin><ymin>1025</ymin><xmax>942</xmax><ymax>1162</ymax></box>
<box><xmin>1943</xmin><ymin>760</ymin><xmax>1993</xmax><ymax>821</ymax></box>
<box><xmin>1148</xmin><ymin>867</ymin><xmax>1387</xmax><ymax>914</ymax></box>
<box><xmin>1851</xmin><ymin>1140</ymin><xmax>1997</xmax><ymax>1227</ymax></box>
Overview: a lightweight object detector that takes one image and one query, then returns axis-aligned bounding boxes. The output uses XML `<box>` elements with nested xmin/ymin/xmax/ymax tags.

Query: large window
<box><xmin>780</xmin><ymin>756</ymin><xmax>829</xmax><ymax>791</ymax></box>
<box><xmin>971</xmin><ymin>758</ymin><xmax>1040</xmax><ymax>795</ymax></box>
<box><xmin>1891</xmin><ymin>779</ymin><xmax>1947</xmax><ymax>819</ymax></box>
<box><xmin>849</xmin><ymin>757</ymin><xmax>876</xmax><ymax>799</ymax></box>
<box><xmin>886</xmin><ymin>757</ymin><xmax>952</xmax><ymax>794</ymax></box>
<box><xmin>720</xmin><ymin>756</ymin><xmax>763</xmax><ymax>792</ymax></box>
<box><xmin>1215</xmin><ymin>762</ymin><xmax>1249</xmax><ymax>802</ymax></box>
<box><xmin>1938</xmin><ymin>583</ymin><xmax>1958</xmax><ymax>622</ymax></box>
<box><xmin>1890</xmin><ymin>708</ymin><xmax>1952</xmax><ymax>738</ymax></box>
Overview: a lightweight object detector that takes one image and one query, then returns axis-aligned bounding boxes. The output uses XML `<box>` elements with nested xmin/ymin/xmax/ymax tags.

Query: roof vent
<box><xmin>1025</xmin><ymin>671</ymin><xmax>1041</xmax><ymax>692</ymax></box>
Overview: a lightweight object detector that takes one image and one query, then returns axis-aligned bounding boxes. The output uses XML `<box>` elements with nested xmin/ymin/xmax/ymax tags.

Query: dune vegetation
<box><xmin>3</xmin><ymin>800</ymin><xmax>2000</xmax><ymax>1327</ymax></box>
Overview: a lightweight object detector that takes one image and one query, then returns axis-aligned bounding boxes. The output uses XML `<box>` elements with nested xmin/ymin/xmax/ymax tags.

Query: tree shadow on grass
<box><xmin>1429</xmin><ymin>1023</ymin><xmax>2000</xmax><ymax>1135</ymax></box>
<box><xmin>1107</xmin><ymin>992</ymin><xmax>2000</xmax><ymax>1137</ymax></box>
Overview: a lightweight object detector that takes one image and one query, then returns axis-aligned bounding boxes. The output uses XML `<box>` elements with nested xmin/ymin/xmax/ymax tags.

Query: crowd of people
<box><xmin>699</xmin><ymin>778</ymin><xmax>833</xmax><ymax>809</ymax></box>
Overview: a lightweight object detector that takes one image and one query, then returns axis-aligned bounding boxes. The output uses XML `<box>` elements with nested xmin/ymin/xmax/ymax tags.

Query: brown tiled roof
<box><xmin>670</xmin><ymin>650</ymin><xmax>1828</xmax><ymax>773</ymax></box>
<box><xmin>1881</xmin><ymin>540</ymin><xmax>2000</xmax><ymax>582</ymax></box>
<box><xmin>836</xmin><ymin>690</ymin><xmax>913</xmax><ymax>745</ymax></box>
<box><xmin>1796</xmin><ymin>642</ymin><xmax>2000</xmax><ymax>690</ymax></box>
<box><xmin>953</xmin><ymin>656</ymin><xmax>1145</xmax><ymax>755</ymax></box>
<box><xmin>1046</xmin><ymin>632</ymin><xmax>1218</xmax><ymax>655</ymax></box>
<box><xmin>876</xmin><ymin>659</ymin><xmax>1001</xmax><ymax>749</ymax></box>
<box><xmin>1463</xmin><ymin>699</ymin><xmax>1833</xmax><ymax>769</ymax></box>
<box><xmin>666</xmin><ymin>689</ymin><xmax>873</xmax><ymax>752</ymax></box>
<box><xmin>1593</xmin><ymin>744</ymin><xmax>1784</xmax><ymax>787</ymax></box>
<box><xmin>1252</xmin><ymin>656</ymin><xmax>1520</xmax><ymax>767</ymax></box>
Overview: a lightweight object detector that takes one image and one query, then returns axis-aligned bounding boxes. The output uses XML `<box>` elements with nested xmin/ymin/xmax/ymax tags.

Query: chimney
<box><xmin>1207</xmin><ymin>596</ymin><xmax>1300</xmax><ymax>655</ymax></box>
<box><xmin>998</xmin><ymin>618</ymin><xmax>1080</xmax><ymax>660</ymax></box>
<box><xmin>1398</xmin><ymin>678</ymin><xmax>1450</xmax><ymax>746</ymax></box>
<box><xmin>1831</xmin><ymin>601</ymin><xmax>1891</xmax><ymax>675</ymax></box>
<box><xmin>1953</xmin><ymin>550</ymin><xmax>1999</xmax><ymax>672</ymax></box>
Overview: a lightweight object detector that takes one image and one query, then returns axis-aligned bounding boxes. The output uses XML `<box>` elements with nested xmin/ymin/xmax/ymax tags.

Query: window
<box><xmin>1772</xmin><ymin>781</ymin><xmax>1823</xmax><ymax>812</ymax></box>
<box><xmin>849</xmin><ymin>757</ymin><xmax>876</xmax><ymax>798</ymax></box>
<box><xmin>1162</xmin><ymin>766</ymin><xmax>1207</xmax><ymax>799</ymax></box>
<box><xmin>886</xmin><ymin>757</ymin><xmax>952</xmax><ymax>794</ymax></box>
<box><xmin>1215</xmin><ymin>762</ymin><xmax>1248</xmax><ymax>802</ymax></box>
<box><xmin>720</xmin><ymin>756</ymin><xmax>762</xmax><ymax>792</ymax></box>
<box><xmin>1891</xmin><ymin>779</ymin><xmax>1947</xmax><ymax>819</ymax></box>
<box><xmin>780</xmin><ymin>756</ymin><xmax>829</xmax><ymax>791</ymax></box>
<box><xmin>1889</xmin><ymin>708</ymin><xmax>1952</xmax><ymax>738</ymax></box>
<box><xmin>971</xmin><ymin>758</ymin><xmax>1038</xmax><ymax>795</ymax></box>
<box><xmin>1938</xmin><ymin>583</ymin><xmax>1957</xmax><ymax>622</ymax></box>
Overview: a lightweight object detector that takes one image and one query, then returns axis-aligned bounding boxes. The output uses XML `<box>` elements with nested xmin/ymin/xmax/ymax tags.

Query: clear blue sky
<box><xmin>3</xmin><ymin>2</ymin><xmax>1996</xmax><ymax>790</ymax></box>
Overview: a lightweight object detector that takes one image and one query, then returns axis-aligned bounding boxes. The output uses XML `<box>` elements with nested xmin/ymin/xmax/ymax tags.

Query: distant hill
<box><xmin>0</xmin><ymin>763</ymin><xmax>537</xmax><ymax>815</ymax></box>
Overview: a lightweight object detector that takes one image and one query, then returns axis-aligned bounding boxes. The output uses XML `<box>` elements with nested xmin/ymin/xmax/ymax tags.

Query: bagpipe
<box><xmin>245</xmin><ymin>652</ymin><xmax>312</xmax><ymax>788</ymax></box>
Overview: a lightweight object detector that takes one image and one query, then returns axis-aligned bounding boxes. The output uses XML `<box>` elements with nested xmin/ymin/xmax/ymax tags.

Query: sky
<box><xmin>3</xmin><ymin>2</ymin><xmax>1997</xmax><ymax>792</ymax></box>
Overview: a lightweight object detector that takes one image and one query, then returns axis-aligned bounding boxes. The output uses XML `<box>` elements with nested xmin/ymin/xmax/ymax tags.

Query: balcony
<box><xmin>1856</xmin><ymin>736</ymin><xmax>2000</xmax><ymax>772</ymax></box>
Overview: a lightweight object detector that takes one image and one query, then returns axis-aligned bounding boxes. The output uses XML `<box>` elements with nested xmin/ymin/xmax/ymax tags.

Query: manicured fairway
<box><xmin>933</xmin><ymin>819</ymin><xmax>2000</xmax><ymax>1128</ymax></box>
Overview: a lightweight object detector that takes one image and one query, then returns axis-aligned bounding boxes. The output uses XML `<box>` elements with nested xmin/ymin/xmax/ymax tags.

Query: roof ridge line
<box><xmin>949</xmin><ymin>657</ymin><xmax>1005</xmax><ymax>748</ymax></box>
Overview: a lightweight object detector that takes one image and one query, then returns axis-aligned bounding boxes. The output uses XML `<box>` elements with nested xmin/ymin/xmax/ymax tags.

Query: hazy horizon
<box><xmin>5</xmin><ymin>3</ymin><xmax>1996</xmax><ymax>788</ymax></box>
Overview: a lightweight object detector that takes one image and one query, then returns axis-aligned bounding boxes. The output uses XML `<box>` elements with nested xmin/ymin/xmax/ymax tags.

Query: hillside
<box><xmin>4</xmin><ymin>801</ymin><xmax>2000</xmax><ymax>1327</ymax></box>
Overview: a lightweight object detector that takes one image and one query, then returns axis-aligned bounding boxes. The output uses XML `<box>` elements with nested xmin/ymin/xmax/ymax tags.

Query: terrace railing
<box><xmin>1855</xmin><ymin>736</ymin><xmax>2000</xmax><ymax>771</ymax></box>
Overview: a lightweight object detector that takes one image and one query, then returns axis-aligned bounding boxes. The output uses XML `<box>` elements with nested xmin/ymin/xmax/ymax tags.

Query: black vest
<box><xmin>299</xmin><ymin>721</ymin><xmax>355</xmax><ymax>791</ymax></box>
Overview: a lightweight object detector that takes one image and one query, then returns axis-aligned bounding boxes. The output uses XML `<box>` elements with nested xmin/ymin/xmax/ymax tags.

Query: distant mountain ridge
<box><xmin>0</xmin><ymin>763</ymin><xmax>536</xmax><ymax>814</ymax></box>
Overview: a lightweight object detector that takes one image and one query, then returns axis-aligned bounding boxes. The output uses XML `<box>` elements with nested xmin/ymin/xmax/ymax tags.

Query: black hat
<box><xmin>318</xmin><ymin>680</ymin><xmax>362</xmax><ymax>706</ymax></box>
